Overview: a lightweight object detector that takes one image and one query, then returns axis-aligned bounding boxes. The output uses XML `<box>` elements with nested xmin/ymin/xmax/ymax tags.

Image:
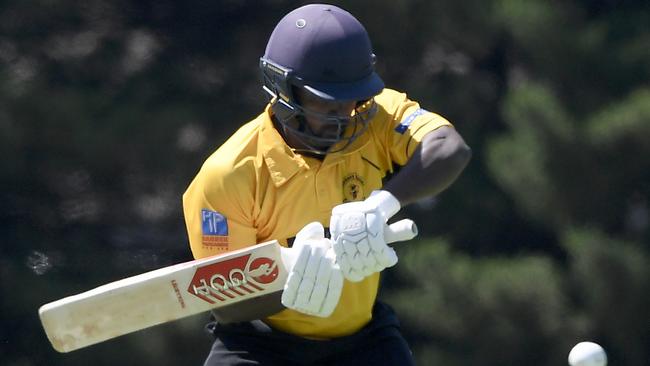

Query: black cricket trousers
<box><xmin>203</xmin><ymin>301</ymin><xmax>416</xmax><ymax>366</ymax></box>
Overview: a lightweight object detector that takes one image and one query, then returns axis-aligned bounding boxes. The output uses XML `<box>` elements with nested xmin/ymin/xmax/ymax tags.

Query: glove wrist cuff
<box><xmin>367</xmin><ymin>190</ymin><xmax>401</xmax><ymax>219</ymax></box>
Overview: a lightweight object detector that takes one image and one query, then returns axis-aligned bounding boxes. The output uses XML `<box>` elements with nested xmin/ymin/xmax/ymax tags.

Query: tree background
<box><xmin>1</xmin><ymin>0</ymin><xmax>648</xmax><ymax>365</ymax></box>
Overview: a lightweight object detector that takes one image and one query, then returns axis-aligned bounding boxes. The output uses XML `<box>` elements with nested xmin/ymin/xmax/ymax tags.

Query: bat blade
<box><xmin>39</xmin><ymin>240</ymin><xmax>286</xmax><ymax>353</ymax></box>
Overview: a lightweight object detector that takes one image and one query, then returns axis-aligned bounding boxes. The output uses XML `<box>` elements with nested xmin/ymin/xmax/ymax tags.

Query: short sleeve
<box><xmin>375</xmin><ymin>90</ymin><xmax>453</xmax><ymax>166</ymax></box>
<box><xmin>182</xmin><ymin>157</ymin><xmax>257</xmax><ymax>259</ymax></box>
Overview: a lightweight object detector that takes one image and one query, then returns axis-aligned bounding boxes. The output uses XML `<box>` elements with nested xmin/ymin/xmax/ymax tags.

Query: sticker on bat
<box><xmin>188</xmin><ymin>254</ymin><xmax>280</xmax><ymax>304</ymax></box>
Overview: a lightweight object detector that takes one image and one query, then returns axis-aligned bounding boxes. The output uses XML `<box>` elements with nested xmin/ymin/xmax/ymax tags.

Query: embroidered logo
<box><xmin>201</xmin><ymin>209</ymin><xmax>228</xmax><ymax>250</ymax></box>
<box><xmin>342</xmin><ymin>173</ymin><xmax>365</xmax><ymax>202</ymax></box>
<box><xmin>395</xmin><ymin>108</ymin><xmax>428</xmax><ymax>134</ymax></box>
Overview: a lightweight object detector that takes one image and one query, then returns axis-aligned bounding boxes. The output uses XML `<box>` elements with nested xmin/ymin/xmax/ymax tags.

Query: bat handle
<box><xmin>384</xmin><ymin>219</ymin><xmax>418</xmax><ymax>244</ymax></box>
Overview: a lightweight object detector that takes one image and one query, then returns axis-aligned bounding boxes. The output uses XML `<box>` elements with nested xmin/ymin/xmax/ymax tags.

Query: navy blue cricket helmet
<box><xmin>260</xmin><ymin>4</ymin><xmax>384</xmax><ymax>154</ymax></box>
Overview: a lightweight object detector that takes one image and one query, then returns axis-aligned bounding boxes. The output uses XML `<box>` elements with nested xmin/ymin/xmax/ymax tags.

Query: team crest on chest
<box><xmin>342</xmin><ymin>173</ymin><xmax>365</xmax><ymax>202</ymax></box>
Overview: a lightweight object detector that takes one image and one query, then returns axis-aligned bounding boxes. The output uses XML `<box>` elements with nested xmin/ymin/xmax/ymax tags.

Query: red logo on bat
<box><xmin>188</xmin><ymin>254</ymin><xmax>279</xmax><ymax>304</ymax></box>
<box><xmin>248</xmin><ymin>257</ymin><xmax>278</xmax><ymax>284</ymax></box>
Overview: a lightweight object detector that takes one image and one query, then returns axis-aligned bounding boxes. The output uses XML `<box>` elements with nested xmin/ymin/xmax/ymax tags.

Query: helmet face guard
<box><xmin>260</xmin><ymin>58</ymin><xmax>377</xmax><ymax>155</ymax></box>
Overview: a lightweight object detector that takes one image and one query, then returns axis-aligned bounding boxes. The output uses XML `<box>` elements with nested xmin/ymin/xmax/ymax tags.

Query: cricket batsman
<box><xmin>183</xmin><ymin>4</ymin><xmax>471</xmax><ymax>365</ymax></box>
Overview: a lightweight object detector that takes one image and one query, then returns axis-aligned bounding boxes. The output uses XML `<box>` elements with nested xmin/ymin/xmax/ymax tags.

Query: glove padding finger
<box><xmin>347</xmin><ymin>235</ymin><xmax>379</xmax><ymax>278</ymax></box>
<box><xmin>281</xmin><ymin>243</ymin><xmax>311</xmax><ymax>309</ymax></box>
<box><xmin>307</xmin><ymin>253</ymin><xmax>332</xmax><ymax>309</ymax></box>
<box><xmin>333</xmin><ymin>243</ymin><xmax>363</xmax><ymax>282</ymax></box>
<box><xmin>281</xmin><ymin>221</ymin><xmax>343</xmax><ymax>317</ymax></box>
<box><xmin>333</xmin><ymin>233</ymin><xmax>366</xmax><ymax>282</ymax></box>
<box><xmin>319</xmin><ymin>250</ymin><xmax>343</xmax><ymax>317</ymax></box>
<box><xmin>376</xmin><ymin>245</ymin><xmax>398</xmax><ymax>268</ymax></box>
<box><xmin>293</xmin><ymin>245</ymin><xmax>325</xmax><ymax>310</ymax></box>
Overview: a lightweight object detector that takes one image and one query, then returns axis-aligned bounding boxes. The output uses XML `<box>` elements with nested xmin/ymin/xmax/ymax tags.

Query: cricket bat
<box><xmin>39</xmin><ymin>219</ymin><xmax>417</xmax><ymax>353</ymax></box>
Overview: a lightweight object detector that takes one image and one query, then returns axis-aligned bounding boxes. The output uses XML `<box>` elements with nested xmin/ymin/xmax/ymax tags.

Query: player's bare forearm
<box><xmin>383</xmin><ymin>126</ymin><xmax>471</xmax><ymax>206</ymax></box>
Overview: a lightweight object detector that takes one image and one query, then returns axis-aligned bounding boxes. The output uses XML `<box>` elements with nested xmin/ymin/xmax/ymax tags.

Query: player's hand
<box><xmin>281</xmin><ymin>222</ymin><xmax>343</xmax><ymax>318</ymax></box>
<box><xmin>329</xmin><ymin>190</ymin><xmax>401</xmax><ymax>282</ymax></box>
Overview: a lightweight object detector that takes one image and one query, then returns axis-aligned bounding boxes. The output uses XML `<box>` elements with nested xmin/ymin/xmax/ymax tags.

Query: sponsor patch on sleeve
<box><xmin>201</xmin><ymin>209</ymin><xmax>229</xmax><ymax>249</ymax></box>
<box><xmin>395</xmin><ymin>108</ymin><xmax>428</xmax><ymax>134</ymax></box>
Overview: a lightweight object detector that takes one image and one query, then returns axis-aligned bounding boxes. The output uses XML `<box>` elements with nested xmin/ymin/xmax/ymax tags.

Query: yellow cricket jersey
<box><xmin>182</xmin><ymin>88</ymin><xmax>452</xmax><ymax>339</ymax></box>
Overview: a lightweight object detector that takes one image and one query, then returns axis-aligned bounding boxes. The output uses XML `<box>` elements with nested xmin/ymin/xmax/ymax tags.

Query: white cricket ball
<box><xmin>568</xmin><ymin>341</ymin><xmax>607</xmax><ymax>366</ymax></box>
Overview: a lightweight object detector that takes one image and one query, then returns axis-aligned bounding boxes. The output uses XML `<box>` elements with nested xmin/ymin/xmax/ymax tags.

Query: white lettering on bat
<box><xmin>190</xmin><ymin>259</ymin><xmax>270</xmax><ymax>301</ymax></box>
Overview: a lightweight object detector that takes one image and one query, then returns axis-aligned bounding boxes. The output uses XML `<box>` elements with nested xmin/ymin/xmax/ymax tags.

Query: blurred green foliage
<box><xmin>1</xmin><ymin>0</ymin><xmax>648</xmax><ymax>365</ymax></box>
<box><xmin>388</xmin><ymin>239</ymin><xmax>572</xmax><ymax>366</ymax></box>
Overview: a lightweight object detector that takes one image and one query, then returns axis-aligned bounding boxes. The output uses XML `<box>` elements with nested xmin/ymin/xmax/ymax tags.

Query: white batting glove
<box><xmin>281</xmin><ymin>222</ymin><xmax>343</xmax><ymax>318</ymax></box>
<box><xmin>329</xmin><ymin>190</ymin><xmax>401</xmax><ymax>282</ymax></box>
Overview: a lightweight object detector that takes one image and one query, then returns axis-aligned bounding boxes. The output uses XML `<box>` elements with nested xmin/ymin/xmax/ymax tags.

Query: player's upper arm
<box><xmin>182</xmin><ymin>156</ymin><xmax>258</xmax><ymax>259</ymax></box>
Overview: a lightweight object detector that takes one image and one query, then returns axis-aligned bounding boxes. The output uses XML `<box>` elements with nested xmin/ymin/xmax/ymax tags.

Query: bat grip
<box><xmin>384</xmin><ymin>219</ymin><xmax>418</xmax><ymax>244</ymax></box>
